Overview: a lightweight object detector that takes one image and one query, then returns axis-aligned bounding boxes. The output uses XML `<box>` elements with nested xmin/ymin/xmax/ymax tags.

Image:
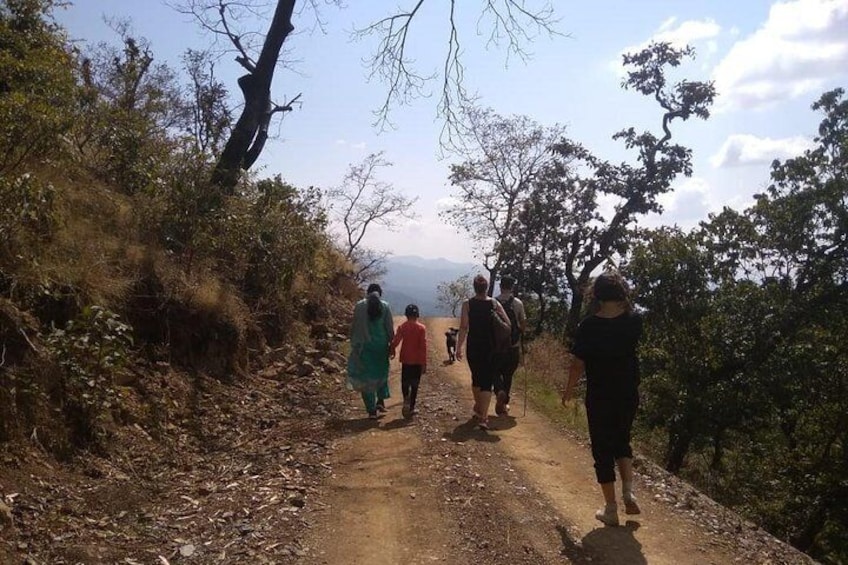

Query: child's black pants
<box><xmin>401</xmin><ymin>364</ymin><xmax>423</xmax><ymax>409</ymax></box>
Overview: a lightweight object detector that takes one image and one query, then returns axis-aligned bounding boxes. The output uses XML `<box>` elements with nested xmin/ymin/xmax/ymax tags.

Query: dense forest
<box><xmin>1</xmin><ymin>1</ymin><xmax>845</xmax><ymax>563</ymax></box>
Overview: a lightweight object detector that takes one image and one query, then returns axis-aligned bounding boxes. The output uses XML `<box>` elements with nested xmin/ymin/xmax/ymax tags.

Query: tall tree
<box><xmin>182</xmin><ymin>49</ymin><xmax>232</xmax><ymax>156</ymax></box>
<box><xmin>75</xmin><ymin>26</ymin><xmax>187</xmax><ymax>194</ymax></box>
<box><xmin>182</xmin><ymin>0</ymin><xmax>303</xmax><ymax>192</ymax></box>
<box><xmin>557</xmin><ymin>42</ymin><xmax>715</xmax><ymax>336</ymax></box>
<box><xmin>183</xmin><ymin>1</ymin><xmax>560</xmax><ymax>192</ymax></box>
<box><xmin>442</xmin><ymin>107</ymin><xmax>567</xmax><ymax>295</ymax></box>
<box><xmin>498</xmin><ymin>158</ymin><xmax>598</xmax><ymax>333</ymax></box>
<box><xmin>625</xmin><ymin>89</ymin><xmax>848</xmax><ymax>562</ymax></box>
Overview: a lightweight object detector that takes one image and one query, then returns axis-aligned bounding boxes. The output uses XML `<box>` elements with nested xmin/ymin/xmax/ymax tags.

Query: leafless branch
<box><xmin>174</xmin><ymin>1</ymin><xmax>291</xmax><ymax>71</ymax></box>
<box><xmin>354</xmin><ymin>1</ymin><xmax>560</xmax><ymax>147</ymax></box>
<box><xmin>353</xmin><ymin>0</ymin><xmax>431</xmax><ymax>132</ymax></box>
<box><xmin>18</xmin><ymin>329</ymin><xmax>38</xmax><ymax>353</ymax></box>
<box><xmin>295</xmin><ymin>0</ymin><xmax>347</xmax><ymax>35</ymax></box>
<box><xmin>479</xmin><ymin>0</ymin><xmax>558</xmax><ymax>64</ymax></box>
<box><xmin>270</xmin><ymin>92</ymin><xmax>303</xmax><ymax>115</ymax></box>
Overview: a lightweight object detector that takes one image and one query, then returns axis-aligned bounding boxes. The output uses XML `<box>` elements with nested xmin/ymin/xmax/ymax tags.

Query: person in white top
<box><xmin>493</xmin><ymin>275</ymin><xmax>527</xmax><ymax>416</ymax></box>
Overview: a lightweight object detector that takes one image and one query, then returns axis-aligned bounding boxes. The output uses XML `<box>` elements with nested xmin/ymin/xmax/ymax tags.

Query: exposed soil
<box><xmin>300</xmin><ymin>318</ymin><xmax>814</xmax><ymax>565</ymax></box>
<box><xmin>0</xmin><ymin>318</ymin><xmax>814</xmax><ymax>564</ymax></box>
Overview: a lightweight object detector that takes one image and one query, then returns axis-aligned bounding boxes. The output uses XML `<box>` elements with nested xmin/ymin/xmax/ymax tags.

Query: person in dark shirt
<box><xmin>562</xmin><ymin>272</ymin><xmax>642</xmax><ymax>526</ymax></box>
<box><xmin>456</xmin><ymin>274</ymin><xmax>509</xmax><ymax>430</ymax></box>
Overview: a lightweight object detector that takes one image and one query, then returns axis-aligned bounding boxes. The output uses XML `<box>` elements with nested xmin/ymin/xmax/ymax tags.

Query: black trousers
<box><xmin>586</xmin><ymin>391</ymin><xmax>639</xmax><ymax>483</ymax></box>
<box><xmin>493</xmin><ymin>346</ymin><xmax>520</xmax><ymax>400</ymax></box>
<box><xmin>401</xmin><ymin>364</ymin><xmax>423</xmax><ymax>408</ymax></box>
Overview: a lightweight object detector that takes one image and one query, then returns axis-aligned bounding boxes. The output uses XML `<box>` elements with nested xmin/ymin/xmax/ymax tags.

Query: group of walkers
<box><xmin>346</xmin><ymin>272</ymin><xmax>643</xmax><ymax>528</ymax></box>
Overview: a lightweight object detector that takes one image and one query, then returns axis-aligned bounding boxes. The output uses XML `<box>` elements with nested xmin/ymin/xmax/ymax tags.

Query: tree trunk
<box><xmin>710</xmin><ymin>428</ymin><xmax>724</xmax><ymax>471</ymax></box>
<box><xmin>565</xmin><ymin>267</ymin><xmax>596</xmax><ymax>340</ymax></box>
<box><xmin>665</xmin><ymin>424</ymin><xmax>693</xmax><ymax>474</ymax></box>
<box><xmin>211</xmin><ymin>0</ymin><xmax>296</xmax><ymax>193</ymax></box>
<box><xmin>486</xmin><ymin>263</ymin><xmax>500</xmax><ymax>297</ymax></box>
<box><xmin>534</xmin><ymin>289</ymin><xmax>546</xmax><ymax>335</ymax></box>
<box><xmin>565</xmin><ymin>289</ymin><xmax>583</xmax><ymax>339</ymax></box>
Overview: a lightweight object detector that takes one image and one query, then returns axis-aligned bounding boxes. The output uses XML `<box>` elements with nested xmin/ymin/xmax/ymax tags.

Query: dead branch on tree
<box><xmin>353</xmin><ymin>1</ymin><xmax>559</xmax><ymax>147</ymax></box>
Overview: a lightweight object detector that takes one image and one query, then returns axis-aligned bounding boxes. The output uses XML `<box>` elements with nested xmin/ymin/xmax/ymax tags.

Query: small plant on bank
<box><xmin>46</xmin><ymin>305</ymin><xmax>134</xmax><ymax>444</ymax></box>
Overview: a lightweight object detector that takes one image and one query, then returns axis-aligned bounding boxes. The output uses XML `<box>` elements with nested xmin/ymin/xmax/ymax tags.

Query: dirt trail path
<box><xmin>301</xmin><ymin>317</ymin><xmax>809</xmax><ymax>565</ymax></box>
<box><xmin>302</xmin><ymin>419</ymin><xmax>459</xmax><ymax>564</ymax></box>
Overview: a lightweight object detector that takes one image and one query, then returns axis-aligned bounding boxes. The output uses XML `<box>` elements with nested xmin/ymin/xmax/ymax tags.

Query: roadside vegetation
<box><xmin>1</xmin><ymin>1</ymin><xmax>845</xmax><ymax>562</ymax></box>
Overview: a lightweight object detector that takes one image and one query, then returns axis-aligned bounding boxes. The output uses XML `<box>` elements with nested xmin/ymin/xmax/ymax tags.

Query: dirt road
<box><xmin>300</xmin><ymin>318</ymin><xmax>810</xmax><ymax>565</ymax></box>
<box><xmin>0</xmin><ymin>317</ymin><xmax>813</xmax><ymax>564</ymax></box>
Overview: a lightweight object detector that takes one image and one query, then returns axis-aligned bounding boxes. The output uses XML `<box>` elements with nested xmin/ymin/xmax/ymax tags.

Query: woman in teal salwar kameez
<box><xmin>347</xmin><ymin>283</ymin><xmax>394</xmax><ymax>418</ymax></box>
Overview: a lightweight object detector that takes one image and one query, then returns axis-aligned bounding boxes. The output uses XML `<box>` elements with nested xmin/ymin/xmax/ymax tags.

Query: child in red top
<box><xmin>390</xmin><ymin>304</ymin><xmax>428</xmax><ymax>419</ymax></box>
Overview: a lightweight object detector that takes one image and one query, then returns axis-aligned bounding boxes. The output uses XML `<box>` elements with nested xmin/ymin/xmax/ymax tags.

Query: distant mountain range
<box><xmin>380</xmin><ymin>255</ymin><xmax>483</xmax><ymax>317</ymax></box>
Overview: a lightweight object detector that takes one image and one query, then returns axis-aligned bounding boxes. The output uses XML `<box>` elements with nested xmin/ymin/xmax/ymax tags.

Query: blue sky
<box><xmin>57</xmin><ymin>1</ymin><xmax>848</xmax><ymax>264</ymax></box>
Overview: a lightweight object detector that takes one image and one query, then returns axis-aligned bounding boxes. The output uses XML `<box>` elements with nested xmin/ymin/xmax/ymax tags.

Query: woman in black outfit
<box><xmin>562</xmin><ymin>272</ymin><xmax>643</xmax><ymax>526</ymax></box>
<box><xmin>456</xmin><ymin>274</ymin><xmax>509</xmax><ymax>430</ymax></box>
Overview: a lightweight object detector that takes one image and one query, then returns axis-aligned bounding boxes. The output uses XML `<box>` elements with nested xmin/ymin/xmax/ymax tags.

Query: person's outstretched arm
<box><xmin>456</xmin><ymin>300</ymin><xmax>470</xmax><ymax>361</ymax></box>
<box><xmin>390</xmin><ymin>323</ymin><xmax>403</xmax><ymax>359</ymax></box>
<box><xmin>562</xmin><ymin>355</ymin><xmax>585</xmax><ymax>405</ymax></box>
<box><xmin>421</xmin><ymin>323</ymin><xmax>428</xmax><ymax>374</ymax></box>
<box><xmin>383</xmin><ymin>302</ymin><xmax>395</xmax><ymax>343</ymax></box>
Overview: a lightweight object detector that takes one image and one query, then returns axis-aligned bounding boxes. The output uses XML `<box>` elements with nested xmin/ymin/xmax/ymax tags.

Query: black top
<box><xmin>571</xmin><ymin>312</ymin><xmax>642</xmax><ymax>398</ymax></box>
<box><xmin>467</xmin><ymin>297</ymin><xmax>494</xmax><ymax>354</ymax></box>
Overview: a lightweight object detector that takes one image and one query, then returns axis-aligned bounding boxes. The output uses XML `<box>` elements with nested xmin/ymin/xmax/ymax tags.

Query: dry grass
<box><xmin>522</xmin><ymin>334</ymin><xmax>590</xmax><ymax>436</ymax></box>
<box><xmin>11</xmin><ymin>171</ymin><xmax>138</xmax><ymax>308</ymax></box>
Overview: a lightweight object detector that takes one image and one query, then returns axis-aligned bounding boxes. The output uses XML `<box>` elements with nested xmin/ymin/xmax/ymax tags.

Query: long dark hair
<box><xmin>590</xmin><ymin>271</ymin><xmax>633</xmax><ymax>313</ymax></box>
<box><xmin>366</xmin><ymin>283</ymin><xmax>383</xmax><ymax>320</ymax></box>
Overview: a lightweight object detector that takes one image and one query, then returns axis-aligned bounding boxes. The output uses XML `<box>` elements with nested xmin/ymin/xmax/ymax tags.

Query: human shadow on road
<box><xmin>442</xmin><ymin>419</ymin><xmax>501</xmax><ymax>443</ymax></box>
<box><xmin>380</xmin><ymin>417</ymin><xmax>414</xmax><ymax>430</ymax></box>
<box><xmin>325</xmin><ymin>416</ymin><xmax>380</xmax><ymax>436</ymax></box>
<box><xmin>487</xmin><ymin>415</ymin><xmax>517</xmax><ymax>431</ymax></box>
<box><xmin>557</xmin><ymin>521</ymin><xmax>646</xmax><ymax>564</ymax></box>
<box><xmin>556</xmin><ymin>524</ymin><xmax>593</xmax><ymax>563</ymax></box>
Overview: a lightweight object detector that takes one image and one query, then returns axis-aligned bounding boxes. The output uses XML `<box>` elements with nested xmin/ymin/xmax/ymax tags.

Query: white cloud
<box><xmin>614</xmin><ymin>17</ymin><xmax>722</xmax><ymax>71</ymax></box>
<box><xmin>333</xmin><ymin>139</ymin><xmax>367</xmax><ymax>150</ymax></box>
<box><xmin>653</xmin><ymin>177</ymin><xmax>711</xmax><ymax>228</ymax></box>
<box><xmin>713</xmin><ymin>0</ymin><xmax>848</xmax><ymax>111</ymax></box>
<box><xmin>652</xmin><ymin>18</ymin><xmax>722</xmax><ymax>48</ymax></box>
<box><xmin>435</xmin><ymin>196</ymin><xmax>460</xmax><ymax>212</ymax></box>
<box><xmin>710</xmin><ymin>134</ymin><xmax>813</xmax><ymax>168</ymax></box>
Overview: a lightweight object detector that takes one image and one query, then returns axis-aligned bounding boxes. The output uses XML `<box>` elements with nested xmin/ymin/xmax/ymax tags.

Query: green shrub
<box><xmin>0</xmin><ymin>0</ymin><xmax>77</xmax><ymax>174</ymax></box>
<box><xmin>46</xmin><ymin>305</ymin><xmax>134</xmax><ymax>443</ymax></box>
<box><xmin>0</xmin><ymin>173</ymin><xmax>56</xmax><ymax>251</ymax></box>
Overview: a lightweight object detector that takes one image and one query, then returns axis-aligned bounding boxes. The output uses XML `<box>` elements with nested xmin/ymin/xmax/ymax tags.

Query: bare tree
<box><xmin>327</xmin><ymin>152</ymin><xmax>418</xmax><ymax>282</ymax></box>
<box><xmin>181</xmin><ymin>1</ymin><xmax>560</xmax><ymax>191</ymax></box>
<box><xmin>441</xmin><ymin>106</ymin><xmax>568</xmax><ymax>295</ymax></box>
<box><xmin>436</xmin><ymin>274</ymin><xmax>473</xmax><ymax>316</ymax></box>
